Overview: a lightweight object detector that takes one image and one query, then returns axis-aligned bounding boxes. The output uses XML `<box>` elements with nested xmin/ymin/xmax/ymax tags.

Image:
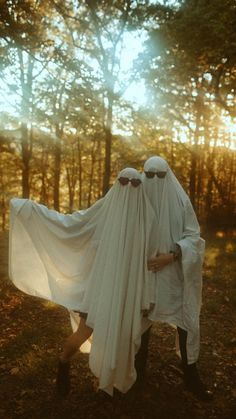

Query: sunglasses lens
<box><xmin>118</xmin><ymin>177</ymin><xmax>129</xmax><ymax>185</ymax></box>
<box><xmin>145</xmin><ymin>172</ymin><xmax>155</xmax><ymax>178</ymax></box>
<box><xmin>118</xmin><ymin>177</ymin><xmax>141</xmax><ymax>187</ymax></box>
<box><xmin>131</xmin><ymin>178</ymin><xmax>141</xmax><ymax>187</ymax></box>
<box><xmin>145</xmin><ymin>171</ymin><xmax>167</xmax><ymax>178</ymax></box>
<box><xmin>156</xmin><ymin>172</ymin><xmax>167</xmax><ymax>178</ymax></box>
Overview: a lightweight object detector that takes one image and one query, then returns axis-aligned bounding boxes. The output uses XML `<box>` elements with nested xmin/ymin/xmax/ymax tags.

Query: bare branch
<box><xmin>85</xmin><ymin>0</ymin><xmax>108</xmax><ymax>71</ymax></box>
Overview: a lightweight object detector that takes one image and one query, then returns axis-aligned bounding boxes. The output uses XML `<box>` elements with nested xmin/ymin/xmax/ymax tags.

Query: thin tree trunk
<box><xmin>66</xmin><ymin>159</ymin><xmax>77</xmax><ymax>213</ymax></box>
<box><xmin>18</xmin><ymin>51</ymin><xmax>34</xmax><ymax>199</ymax></box>
<box><xmin>66</xmin><ymin>168</ymin><xmax>74</xmax><ymax>213</ymax></box>
<box><xmin>87</xmin><ymin>140</ymin><xmax>96</xmax><ymax>207</ymax></box>
<box><xmin>189</xmin><ymin>91</ymin><xmax>202</xmax><ymax>208</ymax></box>
<box><xmin>103</xmin><ymin>95</ymin><xmax>113</xmax><ymax>195</ymax></box>
<box><xmin>53</xmin><ymin>128</ymin><xmax>61</xmax><ymax>211</ymax></box>
<box><xmin>97</xmin><ymin>136</ymin><xmax>102</xmax><ymax>199</ymax></box>
<box><xmin>40</xmin><ymin>148</ymin><xmax>48</xmax><ymax>204</ymax></box>
<box><xmin>21</xmin><ymin>122</ymin><xmax>30</xmax><ymax>198</ymax></box>
<box><xmin>0</xmin><ymin>170</ymin><xmax>6</xmax><ymax>230</ymax></box>
<box><xmin>77</xmin><ymin>136</ymin><xmax>82</xmax><ymax>208</ymax></box>
<box><xmin>228</xmin><ymin>153</ymin><xmax>235</xmax><ymax>204</ymax></box>
<box><xmin>189</xmin><ymin>151</ymin><xmax>197</xmax><ymax>208</ymax></box>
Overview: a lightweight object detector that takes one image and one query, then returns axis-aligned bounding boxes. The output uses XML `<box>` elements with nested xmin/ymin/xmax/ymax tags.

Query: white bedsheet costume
<box><xmin>9</xmin><ymin>168</ymin><xmax>157</xmax><ymax>395</ymax></box>
<box><xmin>142</xmin><ymin>156</ymin><xmax>205</xmax><ymax>364</ymax></box>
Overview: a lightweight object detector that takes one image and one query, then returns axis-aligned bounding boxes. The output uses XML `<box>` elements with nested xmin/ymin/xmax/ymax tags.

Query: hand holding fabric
<box><xmin>147</xmin><ymin>253</ymin><xmax>174</xmax><ymax>272</ymax></box>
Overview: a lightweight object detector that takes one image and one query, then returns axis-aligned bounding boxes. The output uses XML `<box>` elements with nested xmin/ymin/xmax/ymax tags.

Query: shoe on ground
<box><xmin>183</xmin><ymin>364</ymin><xmax>213</xmax><ymax>402</ymax></box>
<box><xmin>56</xmin><ymin>360</ymin><xmax>71</xmax><ymax>398</ymax></box>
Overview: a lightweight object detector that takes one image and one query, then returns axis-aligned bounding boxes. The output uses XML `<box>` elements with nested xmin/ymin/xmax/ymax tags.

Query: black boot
<box><xmin>182</xmin><ymin>362</ymin><xmax>213</xmax><ymax>401</ymax></box>
<box><xmin>56</xmin><ymin>360</ymin><xmax>71</xmax><ymax>398</ymax></box>
<box><xmin>177</xmin><ymin>327</ymin><xmax>213</xmax><ymax>402</ymax></box>
<box><xmin>135</xmin><ymin>326</ymin><xmax>152</xmax><ymax>385</ymax></box>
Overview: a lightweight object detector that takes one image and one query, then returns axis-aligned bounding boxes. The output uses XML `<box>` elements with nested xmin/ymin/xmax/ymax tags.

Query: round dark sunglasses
<box><xmin>118</xmin><ymin>177</ymin><xmax>142</xmax><ymax>187</ymax></box>
<box><xmin>145</xmin><ymin>171</ymin><xmax>167</xmax><ymax>179</ymax></box>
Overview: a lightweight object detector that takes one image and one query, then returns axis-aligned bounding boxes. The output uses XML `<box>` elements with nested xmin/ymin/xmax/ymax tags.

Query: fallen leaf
<box><xmin>10</xmin><ymin>367</ymin><xmax>20</xmax><ymax>375</ymax></box>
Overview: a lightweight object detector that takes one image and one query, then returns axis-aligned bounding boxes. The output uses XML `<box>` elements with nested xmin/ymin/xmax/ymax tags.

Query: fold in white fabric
<box><xmin>9</xmin><ymin>168</ymin><xmax>157</xmax><ymax>395</ymax></box>
<box><xmin>142</xmin><ymin>156</ymin><xmax>204</xmax><ymax>364</ymax></box>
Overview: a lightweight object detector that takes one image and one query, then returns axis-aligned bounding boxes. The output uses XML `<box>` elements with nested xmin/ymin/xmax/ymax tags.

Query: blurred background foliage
<box><xmin>0</xmin><ymin>0</ymin><xmax>235</xmax><ymax>229</ymax></box>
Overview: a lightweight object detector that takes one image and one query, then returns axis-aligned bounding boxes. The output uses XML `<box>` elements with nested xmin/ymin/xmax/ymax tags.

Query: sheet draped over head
<box><xmin>142</xmin><ymin>156</ymin><xmax>205</xmax><ymax>364</ymax></box>
<box><xmin>9</xmin><ymin>167</ymin><xmax>157</xmax><ymax>395</ymax></box>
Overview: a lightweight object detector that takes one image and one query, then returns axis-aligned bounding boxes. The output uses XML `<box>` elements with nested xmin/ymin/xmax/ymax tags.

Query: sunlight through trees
<box><xmin>0</xmin><ymin>0</ymin><xmax>235</xmax><ymax>229</ymax></box>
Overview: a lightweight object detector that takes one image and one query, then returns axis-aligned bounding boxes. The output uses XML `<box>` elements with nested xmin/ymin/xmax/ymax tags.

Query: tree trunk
<box><xmin>66</xmin><ymin>161</ymin><xmax>77</xmax><ymax>213</ymax></box>
<box><xmin>77</xmin><ymin>136</ymin><xmax>82</xmax><ymax>209</ymax></box>
<box><xmin>189</xmin><ymin>90</ymin><xmax>202</xmax><ymax>208</ymax></box>
<box><xmin>0</xmin><ymin>170</ymin><xmax>6</xmax><ymax>230</ymax></box>
<box><xmin>103</xmin><ymin>95</ymin><xmax>113</xmax><ymax>195</ymax></box>
<box><xmin>97</xmin><ymin>137</ymin><xmax>102</xmax><ymax>199</ymax></box>
<box><xmin>53</xmin><ymin>133</ymin><xmax>61</xmax><ymax>211</ymax></box>
<box><xmin>87</xmin><ymin>140</ymin><xmax>96</xmax><ymax>207</ymax></box>
<box><xmin>189</xmin><ymin>151</ymin><xmax>197</xmax><ymax>208</ymax></box>
<box><xmin>66</xmin><ymin>168</ymin><xmax>74</xmax><ymax>213</ymax></box>
<box><xmin>40</xmin><ymin>148</ymin><xmax>48</xmax><ymax>204</ymax></box>
<box><xmin>21</xmin><ymin>122</ymin><xmax>30</xmax><ymax>198</ymax></box>
<box><xmin>18</xmin><ymin>51</ymin><xmax>34</xmax><ymax>199</ymax></box>
<box><xmin>1</xmin><ymin>196</ymin><xmax>6</xmax><ymax>231</ymax></box>
<box><xmin>228</xmin><ymin>153</ymin><xmax>235</xmax><ymax>205</ymax></box>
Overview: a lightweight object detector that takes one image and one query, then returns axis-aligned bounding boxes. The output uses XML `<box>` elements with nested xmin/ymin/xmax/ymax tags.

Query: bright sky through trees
<box><xmin>0</xmin><ymin>16</ymin><xmax>235</xmax><ymax>147</ymax></box>
<box><xmin>0</xmin><ymin>0</ymin><xmax>235</xmax><ymax>226</ymax></box>
<box><xmin>0</xmin><ymin>29</ymin><xmax>148</xmax><ymax>114</ymax></box>
<box><xmin>2</xmin><ymin>31</ymin><xmax>234</xmax><ymax>147</ymax></box>
<box><xmin>119</xmin><ymin>31</ymin><xmax>148</xmax><ymax>106</ymax></box>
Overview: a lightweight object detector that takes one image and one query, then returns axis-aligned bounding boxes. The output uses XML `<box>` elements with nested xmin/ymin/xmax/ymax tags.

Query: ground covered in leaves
<box><xmin>0</xmin><ymin>229</ymin><xmax>236</xmax><ymax>419</ymax></box>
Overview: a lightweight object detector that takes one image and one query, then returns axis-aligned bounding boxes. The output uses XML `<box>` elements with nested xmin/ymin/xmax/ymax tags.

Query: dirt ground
<box><xmin>0</xmin><ymin>229</ymin><xmax>236</xmax><ymax>419</ymax></box>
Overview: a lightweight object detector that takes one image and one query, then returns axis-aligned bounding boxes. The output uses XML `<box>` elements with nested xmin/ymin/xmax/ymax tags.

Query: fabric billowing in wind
<box><xmin>142</xmin><ymin>156</ymin><xmax>205</xmax><ymax>364</ymax></box>
<box><xmin>9</xmin><ymin>168</ymin><xmax>157</xmax><ymax>395</ymax></box>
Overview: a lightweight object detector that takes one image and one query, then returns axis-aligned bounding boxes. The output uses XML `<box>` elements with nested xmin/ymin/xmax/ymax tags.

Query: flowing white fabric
<box><xmin>142</xmin><ymin>156</ymin><xmax>205</xmax><ymax>364</ymax></box>
<box><xmin>9</xmin><ymin>197</ymin><xmax>104</xmax><ymax>309</ymax></box>
<box><xmin>9</xmin><ymin>168</ymin><xmax>156</xmax><ymax>394</ymax></box>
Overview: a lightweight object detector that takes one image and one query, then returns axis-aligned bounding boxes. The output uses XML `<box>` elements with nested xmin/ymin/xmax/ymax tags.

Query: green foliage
<box><xmin>0</xmin><ymin>0</ymin><xmax>235</xmax><ymax>228</ymax></box>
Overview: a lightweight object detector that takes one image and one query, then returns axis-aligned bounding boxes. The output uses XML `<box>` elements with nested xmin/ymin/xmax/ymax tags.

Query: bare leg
<box><xmin>56</xmin><ymin>318</ymin><xmax>93</xmax><ymax>397</ymax></box>
<box><xmin>60</xmin><ymin>317</ymin><xmax>93</xmax><ymax>363</ymax></box>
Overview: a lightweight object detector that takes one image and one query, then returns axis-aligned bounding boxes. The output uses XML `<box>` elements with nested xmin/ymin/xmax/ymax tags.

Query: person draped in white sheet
<box><xmin>9</xmin><ymin>168</ymin><xmax>157</xmax><ymax>397</ymax></box>
<box><xmin>141</xmin><ymin>156</ymin><xmax>212</xmax><ymax>401</ymax></box>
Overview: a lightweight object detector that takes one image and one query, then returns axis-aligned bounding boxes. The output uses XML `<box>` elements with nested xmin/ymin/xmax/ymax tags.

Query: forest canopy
<box><xmin>0</xmin><ymin>0</ymin><xmax>235</xmax><ymax>229</ymax></box>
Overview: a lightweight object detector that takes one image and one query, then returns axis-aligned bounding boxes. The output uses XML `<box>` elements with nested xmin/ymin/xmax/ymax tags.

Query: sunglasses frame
<box><xmin>144</xmin><ymin>171</ymin><xmax>167</xmax><ymax>179</ymax></box>
<box><xmin>118</xmin><ymin>177</ymin><xmax>142</xmax><ymax>187</ymax></box>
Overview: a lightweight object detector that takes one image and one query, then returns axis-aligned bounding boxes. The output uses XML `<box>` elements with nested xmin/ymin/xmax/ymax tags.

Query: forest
<box><xmin>0</xmin><ymin>0</ymin><xmax>235</xmax><ymax>229</ymax></box>
<box><xmin>0</xmin><ymin>2</ymin><xmax>236</xmax><ymax>419</ymax></box>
